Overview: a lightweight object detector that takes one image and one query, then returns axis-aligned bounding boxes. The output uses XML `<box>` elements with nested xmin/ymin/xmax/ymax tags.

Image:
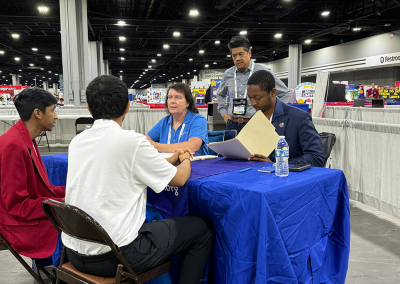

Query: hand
<box><xmin>178</xmin><ymin>148</ymin><xmax>193</xmax><ymax>162</ymax></box>
<box><xmin>166</xmin><ymin>151</ymin><xmax>181</xmax><ymax>165</ymax></box>
<box><xmin>62</xmin><ymin>198</ymin><xmax>65</xmax><ymax>203</ymax></box>
<box><xmin>223</xmin><ymin>114</ymin><xmax>232</xmax><ymax>123</ymax></box>
<box><xmin>248</xmin><ymin>154</ymin><xmax>272</xmax><ymax>162</ymax></box>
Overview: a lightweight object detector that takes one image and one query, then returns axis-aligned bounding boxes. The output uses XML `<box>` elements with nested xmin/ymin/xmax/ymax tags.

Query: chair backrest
<box><xmin>319</xmin><ymin>132</ymin><xmax>336</xmax><ymax>166</ymax></box>
<box><xmin>41</xmin><ymin>199</ymin><xmax>138</xmax><ymax>277</ymax></box>
<box><xmin>75</xmin><ymin>117</ymin><xmax>95</xmax><ymax>126</ymax></box>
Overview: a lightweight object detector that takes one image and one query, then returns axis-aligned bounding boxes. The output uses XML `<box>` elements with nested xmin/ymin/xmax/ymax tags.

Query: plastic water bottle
<box><xmin>275</xmin><ymin>136</ymin><xmax>289</xmax><ymax>177</ymax></box>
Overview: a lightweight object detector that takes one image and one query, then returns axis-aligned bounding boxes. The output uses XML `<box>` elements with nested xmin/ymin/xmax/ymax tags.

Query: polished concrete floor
<box><xmin>1</xmin><ymin>146</ymin><xmax>400</xmax><ymax>283</ymax></box>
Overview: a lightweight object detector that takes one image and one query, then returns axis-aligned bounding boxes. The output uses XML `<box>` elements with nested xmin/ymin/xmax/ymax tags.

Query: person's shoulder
<box><xmin>223</xmin><ymin>66</ymin><xmax>235</xmax><ymax>76</ymax></box>
<box><xmin>255</xmin><ymin>63</ymin><xmax>271</xmax><ymax>71</ymax></box>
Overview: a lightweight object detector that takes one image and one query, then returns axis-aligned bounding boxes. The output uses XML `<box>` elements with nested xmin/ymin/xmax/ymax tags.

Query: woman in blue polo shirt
<box><xmin>146</xmin><ymin>83</ymin><xmax>209</xmax><ymax>155</ymax></box>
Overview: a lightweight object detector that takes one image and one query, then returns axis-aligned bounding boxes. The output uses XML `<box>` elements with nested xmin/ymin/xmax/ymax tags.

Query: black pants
<box><xmin>66</xmin><ymin>216</ymin><xmax>213</xmax><ymax>284</ymax></box>
<box><xmin>226</xmin><ymin>119</ymin><xmax>248</xmax><ymax>134</ymax></box>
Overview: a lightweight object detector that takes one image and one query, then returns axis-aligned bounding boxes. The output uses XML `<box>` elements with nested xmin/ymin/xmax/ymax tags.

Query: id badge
<box><xmin>233</xmin><ymin>98</ymin><xmax>247</xmax><ymax>115</ymax></box>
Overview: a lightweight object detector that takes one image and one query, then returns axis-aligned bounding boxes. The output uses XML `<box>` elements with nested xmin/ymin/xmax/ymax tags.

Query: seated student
<box><xmin>146</xmin><ymin>83</ymin><xmax>209</xmax><ymax>155</ymax></box>
<box><xmin>0</xmin><ymin>88</ymin><xmax>65</xmax><ymax>259</ymax></box>
<box><xmin>63</xmin><ymin>75</ymin><xmax>213</xmax><ymax>284</ymax></box>
<box><xmin>247</xmin><ymin>70</ymin><xmax>326</xmax><ymax>167</ymax></box>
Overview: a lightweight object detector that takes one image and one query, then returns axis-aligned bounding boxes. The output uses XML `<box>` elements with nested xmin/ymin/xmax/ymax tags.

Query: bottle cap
<box><xmin>279</xmin><ymin>136</ymin><xmax>285</xmax><ymax>139</ymax></box>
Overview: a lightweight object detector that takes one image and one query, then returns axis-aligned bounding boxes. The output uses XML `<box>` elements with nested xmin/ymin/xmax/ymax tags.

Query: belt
<box><xmin>230</xmin><ymin>117</ymin><xmax>250</xmax><ymax>123</ymax></box>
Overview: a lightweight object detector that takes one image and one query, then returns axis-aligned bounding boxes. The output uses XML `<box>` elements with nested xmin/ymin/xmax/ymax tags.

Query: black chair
<box><xmin>75</xmin><ymin>117</ymin><xmax>95</xmax><ymax>135</ymax></box>
<box><xmin>319</xmin><ymin>132</ymin><xmax>336</xmax><ymax>168</ymax></box>
<box><xmin>0</xmin><ymin>232</ymin><xmax>50</xmax><ymax>284</ymax></box>
<box><xmin>41</xmin><ymin>199</ymin><xmax>171</xmax><ymax>284</ymax></box>
<box><xmin>37</xmin><ymin>131</ymin><xmax>51</xmax><ymax>152</ymax></box>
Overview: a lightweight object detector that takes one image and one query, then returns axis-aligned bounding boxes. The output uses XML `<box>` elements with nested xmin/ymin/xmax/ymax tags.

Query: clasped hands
<box><xmin>167</xmin><ymin>148</ymin><xmax>193</xmax><ymax>166</ymax></box>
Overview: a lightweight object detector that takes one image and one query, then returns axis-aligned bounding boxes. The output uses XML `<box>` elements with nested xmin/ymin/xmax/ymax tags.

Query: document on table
<box><xmin>157</xmin><ymin>153</ymin><xmax>218</xmax><ymax>161</ymax></box>
<box><xmin>207</xmin><ymin>110</ymin><xmax>280</xmax><ymax>160</ymax></box>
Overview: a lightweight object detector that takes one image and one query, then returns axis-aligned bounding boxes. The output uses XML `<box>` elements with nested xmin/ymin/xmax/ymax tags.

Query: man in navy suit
<box><xmin>247</xmin><ymin>70</ymin><xmax>326</xmax><ymax>167</ymax></box>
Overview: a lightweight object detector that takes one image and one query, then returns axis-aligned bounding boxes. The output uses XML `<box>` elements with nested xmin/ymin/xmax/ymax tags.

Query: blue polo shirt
<box><xmin>147</xmin><ymin>110</ymin><xmax>209</xmax><ymax>155</ymax></box>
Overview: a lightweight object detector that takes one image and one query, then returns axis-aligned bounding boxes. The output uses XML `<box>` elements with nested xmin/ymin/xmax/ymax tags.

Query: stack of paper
<box><xmin>207</xmin><ymin>111</ymin><xmax>279</xmax><ymax>160</ymax></box>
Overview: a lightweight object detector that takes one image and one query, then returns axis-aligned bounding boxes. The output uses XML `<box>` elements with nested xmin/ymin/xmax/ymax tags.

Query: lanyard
<box><xmin>167</xmin><ymin>123</ymin><xmax>186</xmax><ymax>144</ymax></box>
<box><xmin>234</xmin><ymin>60</ymin><xmax>255</xmax><ymax>99</ymax></box>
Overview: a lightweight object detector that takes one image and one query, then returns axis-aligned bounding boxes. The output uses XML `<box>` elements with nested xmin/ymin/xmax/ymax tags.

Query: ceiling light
<box><xmin>239</xmin><ymin>30</ymin><xmax>247</xmax><ymax>35</ymax></box>
<box><xmin>321</xmin><ymin>11</ymin><xmax>330</xmax><ymax>16</ymax></box>
<box><xmin>215</xmin><ymin>40</ymin><xmax>220</xmax><ymax>44</ymax></box>
<box><xmin>119</xmin><ymin>48</ymin><xmax>125</xmax><ymax>51</ymax></box>
<box><xmin>29</xmin><ymin>63</ymin><xmax>34</xmax><ymax>66</ymax></box>
<box><xmin>187</xmin><ymin>72</ymin><xmax>190</xmax><ymax>74</ymax></box>
<box><xmin>227</xmin><ymin>55</ymin><xmax>231</xmax><ymax>57</ymax></box>
<box><xmin>148</xmin><ymin>65</ymin><xmax>152</xmax><ymax>68</ymax></box>
<box><xmin>189</xmin><ymin>58</ymin><xmax>193</xmax><ymax>61</ymax></box>
<box><xmin>0</xmin><ymin>51</ymin><xmax>4</xmax><ymax>54</ymax></box>
<box><xmin>18</xmin><ymin>69</ymin><xmax>22</xmax><ymax>72</ymax></box>
<box><xmin>45</xmin><ymin>56</ymin><xmax>51</xmax><ymax>59</ymax></box>
<box><xmin>385</xmin><ymin>23</ymin><xmax>391</xmax><ymax>27</ymax></box>
<box><xmin>189</xmin><ymin>9</ymin><xmax>199</xmax><ymax>17</ymax></box>
<box><xmin>180</xmin><ymin>75</ymin><xmax>183</xmax><ymax>77</ymax></box>
<box><xmin>151</xmin><ymin>59</ymin><xmax>156</xmax><ymax>63</ymax></box>
<box><xmin>199</xmin><ymin>50</ymin><xmax>205</xmax><ymax>54</ymax></box>
<box><xmin>40</xmin><ymin>68</ymin><xmax>44</xmax><ymax>70</ymax></box>
<box><xmin>55</xmin><ymin>74</ymin><xmax>58</xmax><ymax>75</ymax></box>
<box><xmin>145</xmin><ymin>69</ymin><xmax>148</xmax><ymax>71</ymax></box>
<box><xmin>163</xmin><ymin>73</ymin><xmax>166</xmax><ymax>75</ymax></box>
<box><xmin>38</xmin><ymin>6</ymin><xmax>49</xmax><ymax>13</ymax></box>
<box><xmin>157</xmin><ymin>54</ymin><xmax>162</xmax><ymax>57</ymax></box>
<box><xmin>193</xmin><ymin>70</ymin><xmax>197</xmax><ymax>72</ymax></box>
<box><xmin>213</xmin><ymin>62</ymin><xmax>217</xmax><ymax>64</ymax></box>
<box><xmin>11</xmin><ymin>34</ymin><xmax>20</xmax><ymax>39</ymax></box>
<box><xmin>120</xmin><ymin>57</ymin><xmax>125</xmax><ymax>60</ymax></box>
<box><xmin>275</xmin><ymin>33</ymin><xmax>283</xmax><ymax>38</ymax></box>
<box><xmin>304</xmin><ymin>39</ymin><xmax>312</xmax><ymax>44</ymax></box>
<box><xmin>173</xmin><ymin>31</ymin><xmax>181</xmax><ymax>37</ymax></box>
<box><xmin>117</xmin><ymin>20</ymin><xmax>126</xmax><ymax>26</ymax></box>
<box><xmin>163</xmin><ymin>44</ymin><xmax>170</xmax><ymax>49</ymax></box>
<box><xmin>119</xmin><ymin>36</ymin><xmax>126</xmax><ymax>41</ymax></box>
<box><xmin>353</xmin><ymin>27</ymin><xmax>361</xmax><ymax>31</ymax></box>
<box><xmin>14</xmin><ymin>57</ymin><xmax>20</xmax><ymax>61</ymax></box>
<box><xmin>48</xmin><ymin>71</ymin><xmax>52</xmax><ymax>73</ymax></box>
<box><xmin>120</xmin><ymin>71</ymin><xmax>123</xmax><ymax>73</ymax></box>
<box><xmin>32</xmin><ymin>48</ymin><xmax>38</xmax><ymax>51</ymax></box>
<box><xmin>205</xmin><ymin>64</ymin><xmax>209</xmax><ymax>68</ymax></box>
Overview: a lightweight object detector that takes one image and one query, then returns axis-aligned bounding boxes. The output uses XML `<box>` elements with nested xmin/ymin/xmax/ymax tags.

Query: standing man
<box><xmin>0</xmin><ymin>88</ymin><xmax>65</xmax><ymax>259</ymax></box>
<box><xmin>217</xmin><ymin>36</ymin><xmax>291</xmax><ymax>133</ymax></box>
<box><xmin>367</xmin><ymin>83</ymin><xmax>379</xmax><ymax>99</ymax></box>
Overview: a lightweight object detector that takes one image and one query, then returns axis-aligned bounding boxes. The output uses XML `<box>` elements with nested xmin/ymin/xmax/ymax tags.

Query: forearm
<box><xmin>155</xmin><ymin>140</ymin><xmax>201</xmax><ymax>153</ymax></box>
<box><xmin>169</xmin><ymin>159</ymin><xmax>191</xmax><ymax>187</ymax></box>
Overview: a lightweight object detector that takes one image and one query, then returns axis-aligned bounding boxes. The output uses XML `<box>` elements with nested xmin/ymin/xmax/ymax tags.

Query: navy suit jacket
<box><xmin>268</xmin><ymin>98</ymin><xmax>326</xmax><ymax>167</ymax></box>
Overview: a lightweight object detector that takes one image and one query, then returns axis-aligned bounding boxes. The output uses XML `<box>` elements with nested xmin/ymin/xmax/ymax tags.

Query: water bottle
<box><xmin>275</xmin><ymin>136</ymin><xmax>289</xmax><ymax>177</ymax></box>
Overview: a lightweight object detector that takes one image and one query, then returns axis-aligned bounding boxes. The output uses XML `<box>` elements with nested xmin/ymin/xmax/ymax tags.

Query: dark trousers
<box><xmin>66</xmin><ymin>216</ymin><xmax>213</xmax><ymax>284</ymax></box>
<box><xmin>226</xmin><ymin>119</ymin><xmax>248</xmax><ymax>134</ymax></box>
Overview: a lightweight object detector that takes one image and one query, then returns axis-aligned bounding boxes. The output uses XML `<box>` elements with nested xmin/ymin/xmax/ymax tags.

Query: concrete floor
<box><xmin>1</xmin><ymin>146</ymin><xmax>400</xmax><ymax>283</ymax></box>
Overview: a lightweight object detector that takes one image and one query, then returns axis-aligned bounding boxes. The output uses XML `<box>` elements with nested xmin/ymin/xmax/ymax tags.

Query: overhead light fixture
<box><xmin>193</xmin><ymin>70</ymin><xmax>197</xmax><ymax>72</ymax></box>
<box><xmin>48</xmin><ymin>71</ymin><xmax>52</xmax><ymax>73</ymax></box>
<box><xmin>180</xmin><ymin>75</ymin><xmax>183</xmax><ymax>77</ymax></box>
<box><xmin>157</xmin><ymin>54</ymin><xmax>162</xmax><ymax>56</ymax></box>
<box><xmin>120</xmin><ymin>70</ymin><xmax>123</xmax><ymax>73</ymax></box>
<box><xmin>187</xmin><ymin>72</ymin><xmax>190</xmax><ymax>74</ymax></box>
<box><xmin>45</xmin><ymin>56</ymin><xmax>51</xmax><ymax>59</ymax></box>
<box><xmin>40</xmin><ymin>68</ymin><xmax>44</xmax><ymax>70</ymax></box>
<box><xmin>304</xmin><ymin>39</ymin><xmax>312</xmax><ymax>44</ymax></box>
<box><xmin>11</xmin><ymin>34</ymin><xmax>20</xmax><ymax>39</ymax></box>
<box><xmin>38</xmin><ymin>6</ymin><xmax>49</xmax><ymax>13</ymax></box>
<box><xmin>151</xmin><ymin>59</ymin><xmax>156</xmax><ymax>63</ymax></box>
<box><xmin>213</xmin><ymin>62</ymin><xmax>217</xmax><ymax>64</ymax></box>
<box><xmin>117</xmin><ymin>20</ymin><xmax>126</xmax><ymax>26</ymax></box>
<box><xmin>119</xmin><ymin>48</ymin><xmax>125</xmax><ymax>51</ymax></box>
<box><xmin>173</xmin><ymin>31</ymin><xmax>181</xmax><ymax>37</ymax></box>
<box><xmin>0</xmin><ymin>51</ymin><xmax>4</xmax><ymax>54</ymax></box>
<box><xmin>120</xmin><ymin>57</ymin><xmax>125</xmax><ymax>60</ymax></box>
<box><xmin>163</xmin><ymin>44</ymin><xmax>170</xmax><ymax>49</ymax></box>
<box><xmin>148</xmin><ymin>65</ymin><xmax>152</xmax><ymax>68</ymax></box>
<box><xmin>199</xmin><ymin>50</ymin><xmax>205</xmax><ymax>54</ymax></box>
<box><xmin>55</xmin><ymin>74</ymin><xmax>58</xmax><ymax>75</ymax></box>
<box><xmin>29</xmin><ymin>63</ymin><xmax>34</xmax><ymax>66</ymax></box>
<box><xmin>14</xmin><ymin>57</ymin><xmax>20</xmax><ymax>61</ymax></box>
<box><xmin>275</xmin><ymin>33</ymin><xmax>283</xmax><ymax>38</ymax></box>
<box><xmin>205</xmin><ymin>64</ymin><xmax>209</xmax><ymax>68</ymax></box>
<box><xmin>385</xmin><ymin>23</ymin><xmax>391</xmax><ymax>27</ymax></box>
<box><xmin>189</xmin><ymin>58</ymin><xmax>193</xmax><ymax>61</ymax></box>
<box><xmin>239</xmin><ymin>30</ymin><xmax>247</xmax><ymax>35</ymax></box>
<box><xmin>18</xmin><ymin>69</ymin><xmax>22</xmax><ymax>72</ymax></box>
<box><xmin>215</xmin><ymin>40</ymin><xmax>220</xmax><ymax>44</ymax></box>
<box><xmin>189</xmin><ymin>9</ymin><xmax>199</xmax><ymax>17</ymax></box>
<box><xmin>353</xmin><ymin>27</ymin><xmax>361</xmax><ymax>31</ymax></box>
<box><xmin>145</xmin><ymin>69</ymin><xmax>148</xmax><ymax>71</ymax></box>
<box><xmin>32</xmin><ymin>47</ymin><xmax>38</xmax><ymax>51</ymax></box>
<box><xmin>119</xmin><ymin>36</ymin><xmax>126</xmax><ymax>41</ymax></box>
<box><xmin>227</xmin><ymin>54</ymin><xmax>231</xmax><ymax>57</ymax></box>
<box><xmin>321</xmin><ymin>11</ymin><xmax>330</xmax><ymax>16</ymax></box>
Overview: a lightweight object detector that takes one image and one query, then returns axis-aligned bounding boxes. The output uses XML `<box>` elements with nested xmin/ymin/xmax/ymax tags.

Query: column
<box><xmin>12</xmin><ymin>74</ymin><xmax>20</xmax><ymax>85</ymax></box>
<box><xmin>88</xmin><ymin>41</ymin><xmax>98</xmax><ymax>81</ymax></box>
<box><xmin>288</xmin><ymin>44</ymin><xmax>302</xmax><ymax>89</ymax></box>
<box><xmin>103</xmin><ymin>60</ymin><xmax>109</xmax><ymax>75</ymax></box>
<box><xmin>53</xmin><ymin>83</ymin><xmax>58</xmax><ymax>94</ymax></box>
<box><xmin>60</xmin><ymin>0</ymin><xmax>90</xmax><ymax>106</ymax></box>
<box><xmin>43</xmin><ymin>81</ymin><xmax>49</xmax><ymax>91</ymax></box>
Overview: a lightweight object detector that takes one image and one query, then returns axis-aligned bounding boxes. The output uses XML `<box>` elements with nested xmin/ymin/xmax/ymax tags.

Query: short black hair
<box><xmin>247</xmin><ymin>70</ymin><xmax>276</xmax><ymax>93</ymax></box>
<box><xmin>14</xmin><ymin>88</ymin><xmax>57</xmax><ymax>121</ymax></box>
<box><xmin>228</xmin><ymin>36</ymin><xmax>252</xmax><ymax>52</ymax></box>
<box><xmin>86</xmin><ymin>75</ymin><xmax>129</xmax><ymax>119</ymax></box>
<box><xmin>165</xmin><ymin>83</ymin><xmax>199</xmax><ymax>114</ymax></box>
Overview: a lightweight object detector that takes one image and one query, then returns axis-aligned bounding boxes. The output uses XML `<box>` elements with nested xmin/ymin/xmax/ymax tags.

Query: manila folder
<box><xmin>207</xmin><ymin>111</ymin><xmax>279</xmax><ymax>159</ymax></box>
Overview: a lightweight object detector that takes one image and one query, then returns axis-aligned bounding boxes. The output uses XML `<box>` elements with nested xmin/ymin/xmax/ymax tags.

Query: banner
<box><xmin>210</xmin><ymin>79</ymin><xmax>221</xmax><ymax>102</ymax></box>
<box><xmin>295</xmin><ymin>82</ymin><xmax>315</xmax><ymax>104</ymax></box>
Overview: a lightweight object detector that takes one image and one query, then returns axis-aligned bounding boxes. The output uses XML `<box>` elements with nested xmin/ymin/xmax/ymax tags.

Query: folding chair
<box><xmin>75</xmin><ymin>117</ymin><xmax>95</xmax><ymax>135</ymax></box>
<box><xmin>41</xmin><ymin>199</ymin><xmax>171</xmax><ymax>284</ymax></box>
<box><xmin>37</xmin><ymin>131</ymin><xmax>51</xmax><ymax>152</ymax></box>
<box><xmin>0</xmin><ymin>232</ymin><xmax>50</xmax><ymax>284</ymax></box>
<box><xmin>319</xmin><ymin>132</ymin><xmax>336</xmax><ymax>168</ymax></box>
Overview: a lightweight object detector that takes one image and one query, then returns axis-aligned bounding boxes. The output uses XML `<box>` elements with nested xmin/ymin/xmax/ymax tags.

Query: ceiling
<box><xmin>0</xmin><ymin>0</ymin><xmax>399</xmax><ymax>89</ymax></box>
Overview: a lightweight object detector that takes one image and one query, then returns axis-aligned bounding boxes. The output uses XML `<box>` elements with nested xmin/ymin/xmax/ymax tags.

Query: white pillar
<box><xmin>103</xmin><ymin>60</ymin><xmax>109</xmax><ymax>75</ymax></box>
<box><xmin>43</xmin><ymin>81</ymin><xmax>49</xmax><ymax>91</ymax></box>
<box><xmin>288</xmin><ymin>44</ymin><xmax>302</xmax><ymax>89</ymax></box>
<box><xmin>53</xmin><ymin>83</ymin><xmax>58</xmax><ymax>93</ymax></box>
<box><xmin>60</xmin><ymin>0</ymin><xmax>90</xmax><ymax>106</ymax></box>
<box><xmin>12</xmin><ymin>74</ymin><xmax>20</xmax><ymax>85</ymax></box>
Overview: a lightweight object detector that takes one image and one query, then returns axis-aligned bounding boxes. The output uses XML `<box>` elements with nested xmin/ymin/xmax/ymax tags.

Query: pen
<box><xmin>239</xmin><ymin>167</ymin><xmax>252</xmax><ymax>173</ymax></box>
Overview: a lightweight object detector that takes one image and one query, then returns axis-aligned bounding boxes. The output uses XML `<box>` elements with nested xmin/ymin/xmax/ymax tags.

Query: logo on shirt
<box><xmin>164</xmin><ymin>185</ymin><xmax>179</xmax><ymax>196</ymax></box>
<box><xmin>279</xmin><ymin>123</ymin><xmax>285</xmax><ymax>128</ymax></box>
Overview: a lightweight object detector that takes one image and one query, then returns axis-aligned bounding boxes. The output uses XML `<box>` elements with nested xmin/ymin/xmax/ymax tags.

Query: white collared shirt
<box><xmin>62</xmin><ymin>119</ymin><xmax>177</xmax><ymax>255</ymax></box>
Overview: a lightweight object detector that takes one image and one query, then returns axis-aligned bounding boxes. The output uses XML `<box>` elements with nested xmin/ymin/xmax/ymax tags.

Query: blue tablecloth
<box><xmin>42</xmin><ymin>154</ymin><xmax>350</xmax><ymax>284</ymax></box>
<box><xmin>188</xmin><ymin>165</ymin><xmax>350</xmax><ymax>284</ymax></box>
